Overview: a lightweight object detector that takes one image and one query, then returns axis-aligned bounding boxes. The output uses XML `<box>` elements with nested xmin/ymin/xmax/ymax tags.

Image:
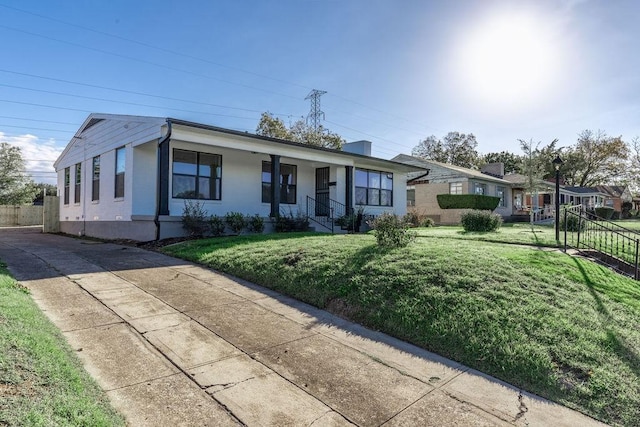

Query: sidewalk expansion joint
<box><xmin>378</xmin><ymin>388</ymin><xmax>437</xmax><ymax>426</ymax></box>
<box><xmin>440</xmin><ymin>388</ymin><xmax>514</xmax><ymax>425</ymax></box>
<box><xmin>104</xmin><ymin>371</ymin><xmax>181</xmax><ymax>392</ymax></box>
<box><xmin>61</xmin><ymin>320</ymin><xmax>125</xmax><ymax>333</ymax></box>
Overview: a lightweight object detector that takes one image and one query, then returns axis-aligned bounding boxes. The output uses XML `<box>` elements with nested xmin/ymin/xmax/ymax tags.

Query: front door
<box><xmin>315</xmin><ymin>167</ymin><xmax>330</xmax><ymax>216</ymax></box>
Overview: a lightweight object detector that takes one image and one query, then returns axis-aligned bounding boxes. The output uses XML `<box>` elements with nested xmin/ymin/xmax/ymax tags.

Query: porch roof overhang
<box><xmin>165</xmin><ymin>118</ymin><xmax>426</xmax><ymax>174</ymax></box>
<box><xmin>560</xmin><ymin>187</ymin><xmax>608</xmax><ymax>197</ymax></box>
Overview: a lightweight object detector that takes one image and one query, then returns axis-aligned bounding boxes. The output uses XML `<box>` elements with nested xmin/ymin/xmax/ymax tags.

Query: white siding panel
<box><xmin>56</xmin><ymin>118</ymin><xmax>162</xmax><ymax>170</ymax></box>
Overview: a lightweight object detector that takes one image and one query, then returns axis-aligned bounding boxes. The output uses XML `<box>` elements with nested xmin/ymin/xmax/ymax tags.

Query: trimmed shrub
<box><xmin>335</xmin><ymin>213</ymin><xmax>358</xmax><ymax>231</ymax></box>
<box><xmin>421</xmin><ymin>217</ymin><xmax>436</xmax><ymax>227</ymax></box>
<box><xmin>622</xmin><ymin>201</ymin><xmax>633</xmax><ymax>219</ymax></box>
<box><xmin>437</xmin><ymin>194</ymin><xmax>500</xmax><ymax>210</ymax></box>
<box><xmin>594</xmin><ymin>206</ymin><xmax>615</xmax><ymax>220</ymax></box>
<box><xmin>403</xmin><ymin>209</ymin><xmax>435</xmax><ymax>228</ymax></box>
<box><xmin>225</xmin><ymin>211</ymin><xmax>246</xmax><ymax>234</ymax></box>
<box><xmin>369</xmin><ymin>212</ymin><xmax>416</xmax><ymax>248</ymax></box>
<box><xmin>460</xmin><ymin>210</ymin><xmax>503</xmax><ymax>232</ymax></box>
<box><xmin>181</xmin><ymin>200</ymin><xmax>208</xmax><ymax>237</ymax></box>
<box><xmin>275</xmin><ymin>210</ymin><xmax>309</xmax><ymax>232</ymax></box>
<box><xmin>246</xmin><ymin>214</ymin><xmax>265</xmax><ymax>233</ymax></box>
<box><xmin>209</xmin><ymin>215</ymin><xmax>226</xmax><ymax>236</ymax></box>
<box><xmin>402</xmin><ymin>210</ymin><xmax>421</xmax><ymax>227</ymax></box>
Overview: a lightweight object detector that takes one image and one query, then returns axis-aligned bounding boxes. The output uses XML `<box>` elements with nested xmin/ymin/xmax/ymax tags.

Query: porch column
<box><xmin>345</xmin><ymin>166</ymin><xmax>353</xmax><ymax>215</ymax></box>
<box><xmin>270</xmin><ymin>155</ymin><xmax>281</xmax><ymax>217</ymax></box>
<box><xmin>158</xmin><ymin>136</ymin><xmax>170</xmax><ymax>216</ymax></box>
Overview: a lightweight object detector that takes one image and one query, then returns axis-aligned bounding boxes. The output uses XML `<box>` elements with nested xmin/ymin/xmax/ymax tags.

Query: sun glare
<box><xmin>453</xmin><ymin>11</ymin><xmax>559</xmax><ymax>110</ymax></box>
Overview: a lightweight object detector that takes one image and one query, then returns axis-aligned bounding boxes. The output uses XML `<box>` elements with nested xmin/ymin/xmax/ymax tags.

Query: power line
<box><xmin>0</xmin><ymin>69</ymin><xmax>291</xmax><ymax>118</ymax></box>
<box><xmin>0</xmin><ymin>5</ymin><xmax>442</xmax><ymax>136</ymax></box>
<box><xmin>0</xmin><ymin>24</ymin><xmax>303</xmax><ymax>103</ymax></box>
<box><xmin>0</xmin><ymin>83</ymin><xmax>262</xmax><ymax>121</ymax></box>
<box><xmin>0</xmin><ymin>123</ymin><xmax>74</xmax><ymax>133</ymax></box>
<box><xmin>0</xmin><ymin>3</ymin><xmax>313</xmax><ymax>92</ymax></box>
<box><xmin>0</xmin><ymin>115</ymin><xmax>79</xmax><ymax>126</ymax></box>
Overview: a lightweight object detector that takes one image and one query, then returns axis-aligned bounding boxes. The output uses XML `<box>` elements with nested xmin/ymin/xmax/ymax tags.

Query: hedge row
<box><xmin>436</xmin><ymin>194</ymin><xmax>501</xmax><ymax>210</ymax></box>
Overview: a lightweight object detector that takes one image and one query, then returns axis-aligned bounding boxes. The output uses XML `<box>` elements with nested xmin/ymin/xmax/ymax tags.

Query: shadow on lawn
<box><xmin>573</xmin><ymin>258</ymin><xmax>640</xmax><ymax>378</ymax></box>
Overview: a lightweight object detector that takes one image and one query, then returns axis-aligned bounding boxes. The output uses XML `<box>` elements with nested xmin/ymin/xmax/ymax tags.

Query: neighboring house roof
<box><xmin>561</xmin><ymin>186</ymin><xmax>608</xmax><ymax>196</ymax></box>
<box><xmin>502</xmin><ymin>173</ymin><xmax>527</xmax><ymax>185</ymax></box>
<box><xmin>55</xmin><ymin>114</ymin><xmax>427</xmax><ymax>174</ymax></box>
<box><xmin>594</xmin><ymin>185</ymin><xmax>627</xmax><ymax>198</ymax></box>
<box><xmin>392</xmin><ymin>154</ymin><xmax>511</xmax><ymax>185</ymax></box>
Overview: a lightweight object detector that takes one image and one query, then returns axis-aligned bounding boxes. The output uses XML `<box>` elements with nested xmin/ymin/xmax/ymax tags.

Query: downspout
<box><xmin>154</xmin><ymin>119</ymin><xmax>172</xmax><ymax>241</ymax></box>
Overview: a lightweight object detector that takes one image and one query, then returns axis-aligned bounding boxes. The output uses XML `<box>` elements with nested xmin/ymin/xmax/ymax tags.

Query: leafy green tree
<box><xmin>519</xmin><ymin>138</ymin><xmax>557</xmax><ymax>227</ymax></box>
<box><xmin>628</xmin><ymin>136</ymin><xmax>640</xmax><ymax>194</ymax></box>
<box><xmin>32</xmin><ymin>183</ymin><xmax>58</xmax><ymax>205</ymax></box>
<box><xmin>256</xmin><ymin>112</ymin><xmax>344</xmax><ymax>149</ymax></box>
<box><xmin>412</xmin><ymin>132</ymin><xmax>479</xmax><ymax>169</ymax></box>
<box><xmin>560</xmin><ymin>130</ymin><xmax>628</xmax><ymax>187</ymax></box>
<box><xmin>256</xmin><ymin>112</ymin><xmax>291</xmax><ymax>140</ymax></box>
<box><xmin>0</xmin><ymin>142</ymin><xmax>38</xmax><ymax>205</ymax></box>
<box><xmin>481</xmin><ymin>151</ymin><xmax>524</xmax><ymax>174</ymax></box>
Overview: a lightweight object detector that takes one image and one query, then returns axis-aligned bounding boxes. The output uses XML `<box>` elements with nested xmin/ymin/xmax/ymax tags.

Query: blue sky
<box><xmin>1</xmin><ymin>0</ymin><xmax>639</xmax><ymax>184</ymax></box>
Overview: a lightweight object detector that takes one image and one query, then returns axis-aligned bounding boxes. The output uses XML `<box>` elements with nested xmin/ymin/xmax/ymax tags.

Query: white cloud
<box><xmin>0</xmin><ymin>132</ymin><xmax>63</xmax><ymax>185</ymax></box>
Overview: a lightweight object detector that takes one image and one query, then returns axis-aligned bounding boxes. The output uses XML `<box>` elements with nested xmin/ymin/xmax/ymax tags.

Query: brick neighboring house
<box><xmin>393</xmin><ymin>154</ymin><xmax>512</xmax><ymax>224</ymax></box>
<box><xmin>594</xmin><ymin>185</ymin><xmax>633</xmax><ymax>214</ymax></box>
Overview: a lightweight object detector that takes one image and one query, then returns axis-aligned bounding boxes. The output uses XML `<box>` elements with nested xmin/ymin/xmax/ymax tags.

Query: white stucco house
<box><xmin>53</xmin><ymin>113</ymin><xmax>423</xmax><ymax>241</ymax></box>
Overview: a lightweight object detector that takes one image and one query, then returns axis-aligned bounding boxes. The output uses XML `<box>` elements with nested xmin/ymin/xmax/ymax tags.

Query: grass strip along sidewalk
<box><xmin>0</xmin><ymin>262</ymin><xmax>124</xmax><ymax>427</ymax></box>
<box><xmin>164</xmin><ymin>231</ymin><xmax>640</xmax><ymax>427</ymax></box>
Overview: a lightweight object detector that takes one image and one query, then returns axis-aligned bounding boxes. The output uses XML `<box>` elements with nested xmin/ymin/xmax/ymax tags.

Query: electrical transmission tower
<box><xmin>305</xmin><ymin>89</ymin><xmax>327</xmax><ymax>131</ymax></box>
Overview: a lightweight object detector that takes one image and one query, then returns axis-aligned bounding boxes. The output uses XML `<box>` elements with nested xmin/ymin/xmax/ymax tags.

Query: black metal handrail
<box><xmin>563</xmin><ymin>205</ymin><xmax>639</xmax><ymax>280</ymax></box>
<box><xmin>306</xmin><ymin>196</ymin><xmax>352</xmax><ymax>233</ymax></box>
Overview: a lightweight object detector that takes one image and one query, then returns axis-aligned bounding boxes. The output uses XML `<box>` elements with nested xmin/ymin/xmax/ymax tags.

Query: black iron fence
<box><xmin>563</xmin><ymin>205</ymin><xmax>640</xmax><ymax>280</ymax></box>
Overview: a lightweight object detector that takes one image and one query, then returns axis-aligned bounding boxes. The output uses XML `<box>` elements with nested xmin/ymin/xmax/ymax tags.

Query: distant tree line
<box><xmin>411</xmin><ymin>130</ymin><xmax>640</xmax><ymax>193</ymax></box>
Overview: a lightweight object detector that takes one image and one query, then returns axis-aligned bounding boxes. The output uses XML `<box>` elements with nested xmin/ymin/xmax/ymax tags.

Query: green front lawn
<box><xmin>0</xmin><ymin>263</ymin><xmax>124</xmax><ymax>426</ymax></box>
<box><xmin>164</xmin><ymin>231</ymin><xmax>640</xmax><ymax>426</ymax></box>
<box><xmin>415</xmin><ymin>223</ymin><xmax>559</xmax><ymax>247</ymax></box>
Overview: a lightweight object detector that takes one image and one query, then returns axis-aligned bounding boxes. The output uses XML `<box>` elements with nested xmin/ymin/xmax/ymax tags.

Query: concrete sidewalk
<box><xmin>0</xmin><ymin>228</ymin><xmax>607</xmax><ymax>426</ymax></box>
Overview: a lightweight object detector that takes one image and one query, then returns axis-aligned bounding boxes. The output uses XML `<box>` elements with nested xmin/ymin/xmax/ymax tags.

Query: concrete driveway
<box><xmin>0</xmin><ymin>227</ymin><xmax>607</xmax><ymax>426</ymax></box>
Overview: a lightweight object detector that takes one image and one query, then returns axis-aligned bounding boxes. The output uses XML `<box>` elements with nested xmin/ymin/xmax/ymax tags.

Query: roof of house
<box><xmin>56</xmin><ymin>113</ymin><xmax>427</xmax><ymax>174</ymax></box>
<box><xmin>392</xmin><ymin>154</ymin><xmax>511</xmax><ymax>185</ymax></box>
<box><xmin>561</xmin><ymin>186</ymin><xmax>608</xmax><ymax>195</ymax></box>
<box><xmin>593</xmin><ymin>185</ymin><xmax>627</xmax><ymax>198</ymax></box>
<box><xmin>502</xmin><ymin>173</ymin><xmax>526</xmax><ymax>184</ymax></box>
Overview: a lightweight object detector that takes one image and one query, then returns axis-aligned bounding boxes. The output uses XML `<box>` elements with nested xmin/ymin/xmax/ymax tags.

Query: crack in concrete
<box><xmin>514</xmin><ymin>392</ymin><xmax>529</xmax><ymax>423</ymax></box>
<box><xmin>206</xmin><ymin>375</ymin><xmax>257</xmax><ymax>392</ymax></box>
<box><xmin>307</xmin><ymin>409</ymin><xmax>333</xmax><ymax>426</ymax></box>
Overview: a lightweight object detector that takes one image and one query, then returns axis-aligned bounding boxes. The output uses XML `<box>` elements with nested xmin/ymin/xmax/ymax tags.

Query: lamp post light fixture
<box><xmin>552</xmin><ymin>154</ymin><xmax>564</xmax><ymax>241</ymax></box>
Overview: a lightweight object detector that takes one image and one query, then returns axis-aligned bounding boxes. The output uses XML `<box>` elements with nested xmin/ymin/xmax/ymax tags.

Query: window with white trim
<box><xmin>496</xmin><ymin>186</ymin><xmax>506</xmax><ymax>207</ymax></box>
<box><xmin>473</xmin><ymin>182</ymin><xmax>486</xmax><ymax>195</ymax></box>
<box><xmin>449</xmin><ymin>182</ymin><xmax>463</xmax><ymax>194</ymax></box>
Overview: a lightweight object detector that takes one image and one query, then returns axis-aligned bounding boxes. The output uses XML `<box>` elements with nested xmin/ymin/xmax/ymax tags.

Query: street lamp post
<box><xmin>553</xmin><ymin>154</ymin><xmax>564</xmax><ymax>241</ymax></box>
